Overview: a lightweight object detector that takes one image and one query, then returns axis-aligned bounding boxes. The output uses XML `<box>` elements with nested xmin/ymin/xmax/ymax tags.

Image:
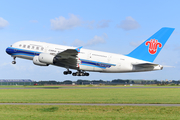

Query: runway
<box><xmin>0</xmin><ymin>103</ymin><xmax>180</xmax><ymax>106</ymax></box>
<box><xmin>0</xmin><ymin>86</ymin><xmax>180</xmax><ymax>89</ymax></box>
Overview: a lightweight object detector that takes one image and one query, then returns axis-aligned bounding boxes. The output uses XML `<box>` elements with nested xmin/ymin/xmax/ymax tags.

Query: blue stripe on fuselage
<box><xmin>80</xmin><ymin>59</ymin><xmax>116</xmax><ymax>69</ymax></box>
<box><xmin>6</xmin><ymin>47</ymin><xmax>41</xmax><ymax>57</ymax></box>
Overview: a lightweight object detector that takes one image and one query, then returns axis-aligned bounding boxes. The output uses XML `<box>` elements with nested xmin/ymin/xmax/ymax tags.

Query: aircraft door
<box><xmin>87</xmin><ymin>52</ymin><xmax>92</xmax><ymax>60</ymax></box>
<box><xmin>108</xmin><ymin>55</ymin><xmax>112</xmax><ymax>63</ymax></box>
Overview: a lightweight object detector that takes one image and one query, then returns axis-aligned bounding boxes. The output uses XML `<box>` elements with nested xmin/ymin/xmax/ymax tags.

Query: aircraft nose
<box><xmin>6</xmin><ymin>47</ymin><xmax>12</xmax><ymax>55</ymax></box>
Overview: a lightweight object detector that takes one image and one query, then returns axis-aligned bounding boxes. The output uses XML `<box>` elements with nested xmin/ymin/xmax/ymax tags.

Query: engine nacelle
<box><xmin>38</xmin><ymin>53</ymin><xmax>55</xmax><ymax>64</ymax></box>
<box><xmin>33</xmin><ymin>56</ymin><xmax>49</xmax><ymax>66</ymax></box>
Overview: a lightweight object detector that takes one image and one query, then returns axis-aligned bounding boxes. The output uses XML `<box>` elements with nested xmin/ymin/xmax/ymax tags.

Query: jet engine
<box><xmin>38</xmin><ymin>53</ymin><xmax>55</xmax><ymax>64</ymax></box>
<box><xmin>33</xmin><ymin>56</ymin><xmax>49</xmax><ymax>66</ymax></box>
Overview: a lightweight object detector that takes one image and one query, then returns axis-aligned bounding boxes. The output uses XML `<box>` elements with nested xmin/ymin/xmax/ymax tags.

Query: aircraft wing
<box><xmin>54</xmin><ymin>46</ymin><xmax>82</xmax><ymax>68</ymax></box>
<box><xmin>56</xmin><ymin>46</ymin><xmax>82</xmax><ymax>57</ymax></box>
<box><xmin>132</xmin><ymin>63</ymin><xmax>159</xmax><ymax>68</ymax></box>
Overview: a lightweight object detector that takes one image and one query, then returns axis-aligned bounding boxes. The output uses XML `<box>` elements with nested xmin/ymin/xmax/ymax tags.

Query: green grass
<box><xmin>0</xmin><ymin>105</ymin><xmax>179</xmax><ymax>120</ymax></box>
<box><xmin>0</xmin><ymin>88</ymin><xmax>179</xmax><ymax>103</ymax></box>
<box><xmin>0</xmin><ymin>87</ymin><xmax>180</xmax><ymax>119</ymax></box>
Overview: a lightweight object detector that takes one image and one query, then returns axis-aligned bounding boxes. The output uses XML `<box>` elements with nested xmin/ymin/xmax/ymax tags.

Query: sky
<box><xmin>0</xmin><ymin>0</ymin><xmax>180</xmax><ymax>81</ymax></box>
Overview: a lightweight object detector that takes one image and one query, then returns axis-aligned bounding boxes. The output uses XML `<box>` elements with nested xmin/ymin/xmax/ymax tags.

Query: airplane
<box><xmin>6</xmin><ymin>27</ymin><xmax>174</xmax><ymax>76</ymax></box>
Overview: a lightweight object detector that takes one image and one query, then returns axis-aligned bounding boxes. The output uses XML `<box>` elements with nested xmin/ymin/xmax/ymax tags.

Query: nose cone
<box><xmin>6</xmin><ymin>47</ymin><xmax>12</xmax><ymax>55</ymax></box>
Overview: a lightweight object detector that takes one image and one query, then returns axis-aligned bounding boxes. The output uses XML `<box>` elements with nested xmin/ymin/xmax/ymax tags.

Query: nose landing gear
<box><xmin>12</xmin><ymin>57</ymin><xmax>16</xmax><ymax>64</ymax></box>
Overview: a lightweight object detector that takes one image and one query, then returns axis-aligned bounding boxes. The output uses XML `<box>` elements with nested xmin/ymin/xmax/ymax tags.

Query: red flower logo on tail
<box><xmin>145</xmin><ymin>39</ymin><xmax>162</xmax><ymax>54</ymax></box>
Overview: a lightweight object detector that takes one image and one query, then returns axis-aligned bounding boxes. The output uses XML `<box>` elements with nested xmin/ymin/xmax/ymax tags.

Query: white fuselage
<box><xmin>6</xmin><ymin>41</ymin><xmax>162</xmax><ymax>73</ymax></box>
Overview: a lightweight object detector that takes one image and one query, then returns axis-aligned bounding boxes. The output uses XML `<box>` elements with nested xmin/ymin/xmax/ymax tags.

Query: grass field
<box><xmin>0</xmin><ymin>88</ymin><xmax>179</xmax><ymax>103</ymax></box>
<box><xmin>0</xmin><ymin>105</ymin><xmax>180</xmax><ymax>120</ymax></box>
<box><xmin>0</xmin><ymin>86</ymin><xmax>180</xmax><ymax>119</ymax></box>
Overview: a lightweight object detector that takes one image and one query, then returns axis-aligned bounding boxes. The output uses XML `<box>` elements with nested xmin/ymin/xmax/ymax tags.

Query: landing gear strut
<box><xmin>12</xmin><ymin>57</ymin><xmax>16</xmax><ymax>64</ymax></box>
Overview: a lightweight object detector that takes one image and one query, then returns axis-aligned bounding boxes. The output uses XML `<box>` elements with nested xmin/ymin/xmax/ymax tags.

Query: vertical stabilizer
<box><xmin>127</xmin><ymin>27</ymin><xmax>175</xmax><ymax>62</ymax></box>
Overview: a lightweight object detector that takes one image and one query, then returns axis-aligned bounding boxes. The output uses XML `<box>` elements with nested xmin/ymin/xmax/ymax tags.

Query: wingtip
<box><xmin>162</xmin><ymin>27</ymin><xmax>175</xmax><ymax>30</ymax></box>
<box><xmin>76</xmin><ymin>46</ymin><xmax>83</xmax><ymax>53</ymax></box>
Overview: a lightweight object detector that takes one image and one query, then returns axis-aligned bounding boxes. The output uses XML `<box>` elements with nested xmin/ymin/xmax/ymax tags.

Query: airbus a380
<box><xmin>6</xmin><ymin>27</ymin><xmax>174</xmax><ymax>76</ymax></box>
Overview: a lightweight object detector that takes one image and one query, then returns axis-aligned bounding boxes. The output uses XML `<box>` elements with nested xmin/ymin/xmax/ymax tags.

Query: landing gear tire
<box><xmin>80</xmin><ymin>72</ymin><xmax>84</xmax><ymax>76</ymax></box>
<box><xmin>72</xmin><ymin>73</ymin><xmax>76</xmax><ymax>76</ymax></box>
<box><xmin>63</xmin><ymin>71</ymin><xmax>68</xmax><ymax>75</ymax></box>
<box><xmin>63</xmin><ymin>70</ymin><xmax>72</xmax><ymax>75</ymax></box>
<box><xmin>12</xmin><ymin>61</ymin><xmax>16</xmax><ymax>64</ymax></box>
<box><xmin>76</xmin><ymin>72</ymin><xmax>80</xmax><ymax>76</ymax></box>
<box><xmin>84</xmin><ymin>73</ymin><xmax>89</xmax><ymax>76</ymax></box>
<box><xmin>68</xmin><ymin>71</ymin><xmax>72</xmax><ymax>74</ymax></box>
<box><xmin>72</xmin><ymin>71</ymin><xmax>89</xmax><ymax>76</ymax></box>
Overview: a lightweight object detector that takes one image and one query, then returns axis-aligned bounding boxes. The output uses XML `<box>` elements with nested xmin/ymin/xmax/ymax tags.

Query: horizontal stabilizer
<box><xmin>132</xmin><ymin>63</ymin><xmax>159</xmax><ymax>68</ymax></box>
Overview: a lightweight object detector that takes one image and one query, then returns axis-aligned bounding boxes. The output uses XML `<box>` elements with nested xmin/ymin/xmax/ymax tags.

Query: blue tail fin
<box><xmin>127</xmin><ymin>27</ymin><xmax>175</xmax><ymax>62</ymax></box>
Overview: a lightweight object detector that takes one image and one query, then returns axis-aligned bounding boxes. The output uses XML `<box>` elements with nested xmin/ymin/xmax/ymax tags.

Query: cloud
<box><xmin>130</xmin><ymin>40</ymin><xmax>145</xmax><ymax>47</ymax></box>
<box><xmin>97</xmin><ymin>20</ymin><xmax>110</xmax><ymax>28</ymax></box>
<box><xmin>50</xmin><ymin>14</ymin><xmax>81</xmax><ymax>30</ymax></box>
<box><xmin>11</xmin><ymin>64</ymin><xmax>34</xmax><ymax>71</ymax></box>
<box><xmin>50</xmin><ymin>14</ymin><xmax>110</xmax><ymax>30</ymax></box>
<box><xmin>0</xmin><ymin>17</ymin><xmax>9</xmax><ymax>29</ymax></box>
<box><xmin>0</xmin><ymin>62</ymin><xmax>34</xmax><ymax>71</ymax></box>
<box><xmin>72</xmin><ymin>39</ymin><xmax>85</xmax><ymax>47</ymax></box>
<box><xmin>85</xmin><ymin>20</ymin><xmax>110</xmax><ymax>29</ymax></box>
<box><xmin>86</xmin><ymin>20</ymin><xmax>95</xmax><ymax>29</ymax></box>
<box><xmin>72</xmin><ymin>33</ymin><xmax>107</xmax><ymax>47</ymax></box>
<box><xmin>86</xmin><ymin>34</ymin><xmax>106</xmax><ymax>46</ymax></box>
<box><xmin>117</xmin><ymin>16</ymin><xmax>140</xmax><ymax>30</ymax></box>
<box><xmin>0</xmin><ymin>62</ymin><xmax>11</xmax><ymax>67</ymax></box>
<box><xmin>174</xmin><ymin>46</ymin><xmax>180</xmax><ymax>50</ymax></box>
<box><xmin>29</xmin><ymin>20</ymin><xmax>38</xmax><ymax>23</ymax></box>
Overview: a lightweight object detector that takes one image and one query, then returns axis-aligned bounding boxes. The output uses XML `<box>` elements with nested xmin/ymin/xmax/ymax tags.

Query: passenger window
<box><xmin>23</xmin><ymin>45</ymin><xmax>26</xmax><ymax>48</ymax></box>
<box><xmin>19</xmin><ymin>44</ymin><xmax>22</xmax><ymax>47</ymax></box>
<box><xmin>36</xmin><ymin>47</ymin><xmax>39</xmax><ymax>50</ymax></box>
<box><xmin>32</xmin><ymin>46</ymin><xmax>34</xmax><ymax>49</ymax></box>
<box><xmin>27</xmin><ymin>45</ymin><xmax>30</xmax><ymax>49</ymax></box>
<box><xmin>41</xmin><ymin>47</ymin><xmax>44</xmax><ymax>51</ymax></box>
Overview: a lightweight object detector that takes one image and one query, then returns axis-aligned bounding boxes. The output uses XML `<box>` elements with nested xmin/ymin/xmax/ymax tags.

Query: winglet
<box><xmin>75</xmin><ymin>46</ymin><xmax>83</xmax><ymax>53</ymax></box>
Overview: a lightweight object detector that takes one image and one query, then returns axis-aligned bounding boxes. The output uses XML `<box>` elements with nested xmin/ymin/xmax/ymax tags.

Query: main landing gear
<box><xmin>63</xmin><ymin>70</ymin><xmax>72</xmax><ymax>75</ymax></box>
<box><xmin>12</xmin><ymin>57</ymin><xmax>16</xmax><ymax>64</ymax></box>
<box><xmin>72</xmin><ymin>71</ymin><xmax>89</xmax><ymax>76</ymax></box>
<box><xmin>63</xmin><ymin>70</ymin><xmax>89</xmax><ymax>76</ymax></box>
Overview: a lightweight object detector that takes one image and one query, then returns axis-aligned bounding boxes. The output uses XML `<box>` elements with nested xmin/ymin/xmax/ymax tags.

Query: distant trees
<box><xmin>36</xmin><ymin>79</ymin><xmax>176</xmax><ymax>85</ymax></box>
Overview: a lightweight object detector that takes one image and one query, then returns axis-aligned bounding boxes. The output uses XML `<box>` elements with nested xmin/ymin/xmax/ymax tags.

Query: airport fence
<box><xmin>0</xmin><ymin>82</ymin><xmax>34</xmax><ymax>86</ymax></box>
